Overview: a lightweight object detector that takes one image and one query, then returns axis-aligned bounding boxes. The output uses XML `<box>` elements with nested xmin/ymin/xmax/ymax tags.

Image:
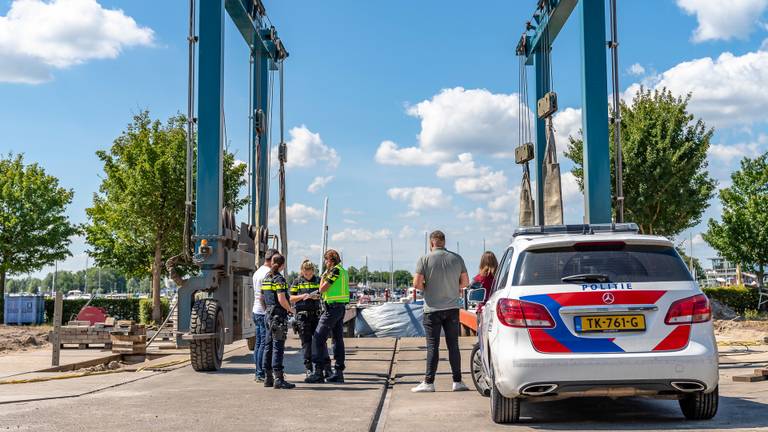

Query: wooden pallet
<box><xmin>733</xmin><ymin>368</ymin><xmax>768</xmax><ymax>382</ymax></box>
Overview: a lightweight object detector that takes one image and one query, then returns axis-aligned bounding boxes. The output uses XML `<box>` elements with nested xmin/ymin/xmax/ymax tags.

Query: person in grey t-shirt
<box><xmin>411</xmin><ymin>230</ymin><xmax>470</xmax><ymax>393</ymax></box>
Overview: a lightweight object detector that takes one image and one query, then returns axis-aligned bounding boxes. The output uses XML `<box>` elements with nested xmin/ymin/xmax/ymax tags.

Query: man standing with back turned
<box><xmin>411</xmin><ymin>230</ymin><xmax>470</xmax><ymax>393</ymax></box>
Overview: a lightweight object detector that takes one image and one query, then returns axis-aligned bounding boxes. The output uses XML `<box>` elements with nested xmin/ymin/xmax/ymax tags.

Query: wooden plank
<box><xmin>733</xmin><ymin>374</ymin><xmax>767</xmax><ymax>382</ymax></box>
<box><xmin>52</xmin><ymin>291</ymin><xmax>63</xmax><ymax>366</ymax></box>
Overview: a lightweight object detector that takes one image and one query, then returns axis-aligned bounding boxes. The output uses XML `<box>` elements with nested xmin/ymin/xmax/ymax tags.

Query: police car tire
<box><xmin>190</xmin><ymin>299</ymin><xmax>224</xmax><ymax>371</ymax></box>
<box><xmin>246</xmin><ymin>336</ymin><xmax>255</xmax><ymax>351</ymax></box>
<box><xmin>679</xmin><ymin>386</ymin><xmax>718</xmax><ymax>420</ymax></box>
<box><xmin>490</xmin><ymin>364</ymin><xmax>520</xmax><ymax>424</ymax></box>
<box><xmin>470</xmin><ymin>343</ymin><xmax>490</xmax><ymax>397</ymax></box>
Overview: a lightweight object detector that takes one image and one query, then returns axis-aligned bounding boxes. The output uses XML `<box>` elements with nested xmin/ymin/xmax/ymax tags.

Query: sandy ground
<box><xmin>714</xmin><ymin>319</ymin><xmax>768</xmax><ymax>345</ymax></box>
<box><xmin>0</xmin><ymin>325</ymin><xmax>51</xmax><ymax>354</ymax></box>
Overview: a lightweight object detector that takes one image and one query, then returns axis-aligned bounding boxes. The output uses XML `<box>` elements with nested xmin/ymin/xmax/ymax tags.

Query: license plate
<box><xmin>574</xmin><ymin>314</ymin><xmax>646</xmax><ymax>333</ymax></box>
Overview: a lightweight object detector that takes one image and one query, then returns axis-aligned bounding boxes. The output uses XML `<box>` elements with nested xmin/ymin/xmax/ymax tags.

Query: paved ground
<box><xmin>0</xmin><ymin>347</ymin><xmax>113</xmax><ymax>378</ymax></box>
<box><xmin>0</xmin><ymin>336</ymin><xmax>766</xmax><ymax>431</ymax></box>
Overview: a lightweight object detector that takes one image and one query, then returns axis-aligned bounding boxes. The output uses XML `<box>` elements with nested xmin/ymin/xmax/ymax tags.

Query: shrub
<box><xmin>44</xmin><ymin>298</ymin><xmax>142</xmax><ymax>323</ymax></box>
<box><xmin>139</xmin><ymin>298</ymin><xmax>170</xmax><ymax>324</ymax></box>
<box><xmin>703</xmin><ymin>285</ymin><xmax>760</xmax><ymax>314</ymax></box>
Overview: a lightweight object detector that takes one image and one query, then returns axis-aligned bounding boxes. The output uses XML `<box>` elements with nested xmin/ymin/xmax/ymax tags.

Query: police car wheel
<box><xmin>471</xmin><ymin>343</ymin><xmax>490</xmax><ymax>397</ymax></box>
<box><xmin>190</xmin><ymin>299</ymin><xmax>224</xmax><ymax>371</ymax></box>
<box><xmin>679</xmin><ymin>386</ymin><xmax>718</xmax><ymax>420</ymax></box>
<box><xmin>490</xmin><ymin>363</ymin><xmax>520</xmax><ymax>424</ymax></box>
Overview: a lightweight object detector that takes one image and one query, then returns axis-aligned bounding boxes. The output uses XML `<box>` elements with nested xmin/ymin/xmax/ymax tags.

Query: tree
<box><xmin>703</xmin><ymin>153</ymin><xmax>768</xmax><ymax>294</ymax></box>
<box><xmin>564</xmin><ymin>88</ymin><xmax>716</xmax><ymax>236</ymax></box>
<box><xmin>676</xmin><ymin>247</ymin><xmax>706</xmax><ymax>282</ymax></box>
<box><xmin>0</xmin><ymin>154</ymin><xmax>79</xmax><ymax>298</ymax></box>
<box><xmin>85</xmin><ymin>112</ymin><xmax>247</xmax><ymax>322</ymax></box>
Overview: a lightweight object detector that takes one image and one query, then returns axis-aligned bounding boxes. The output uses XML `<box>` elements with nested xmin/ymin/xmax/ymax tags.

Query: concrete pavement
<box><xmin>0</xmin><ymin>335</ymin><xmax>766</xmax><ymax>431</ymax></box>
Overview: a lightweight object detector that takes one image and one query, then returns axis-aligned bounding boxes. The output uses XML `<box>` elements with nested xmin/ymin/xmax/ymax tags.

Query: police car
<box><xmin>468</xmin><ymin>224</ymin><xmax>719</xmax><ymax>424</ymax></box>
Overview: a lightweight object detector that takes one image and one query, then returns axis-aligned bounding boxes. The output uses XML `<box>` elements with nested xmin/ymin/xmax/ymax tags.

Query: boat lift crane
<box><xmin>174</xmin><ymin>0</ymin><xmax>288</xmax><ymax>371</ymax></box>
<box><xmin>516</xmin><ymin>0</ymin><xmax>615</xmax><ymax>225</ymax></box>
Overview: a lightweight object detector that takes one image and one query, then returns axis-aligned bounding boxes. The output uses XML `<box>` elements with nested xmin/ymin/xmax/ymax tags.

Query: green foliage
<box><xmin>44</xmin><ymin>298</ymin><xmax>142</xmax><ymax>323</ymax></box>
<box><xmin>0</xmin><ymin>154</ymin><xmax>80</xmax><ymax>298</ymax></box>
<box><xmin>703</xmin><ymin>153</ymin><xmax>768</xmax><ymax>290</ymax></box>
<box><xmin>564</xmin><ymin>88</ymin><xmax>716</xmax><ymax>237</ymax></box>
<box><xmin>703</xmin><ymin>286</ymin><xmax>760</xmax><ymax>314</ymax></box>
<box><xmin>676</xmin><ymin>247</ymin><xmax>706</xmax><ymax>281</ymax></box>
<box><xmin>138</xmin><ymin>297</ymin><xmax>170</xmax><ymax>324</ymax></box>
<box><xmin>85</xmin><ymin>112</ymin><xmax>246</xmax><ymax>321</ymax></box>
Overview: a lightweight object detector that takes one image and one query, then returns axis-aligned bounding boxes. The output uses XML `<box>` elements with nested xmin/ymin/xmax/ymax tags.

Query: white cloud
<box><xmin>488</xmin><ymin>185</ymin><xmax>521</xmax><ymax>212</ymax></box>
<box><xmin>0</xmin><ymin>0</ymin><xmax>154</xmax><ymax>84</ymax></box>
<box><xmin>623</xmin><ymin>50</ymin><xmax>768</xmax><ymax>127</ymax></box>
<box><xmin>398</xmin><ymin>225</ymin><xmax>417</xmax><ymax>239</ymax></box>
<box><xmin>436</xmin><ymin>153</ymin><xmax>484</xmax><ymax>178</ymax></box>
<box><xmin>627</xmin><ymin>63</ymin><xmax>646</xmax><ymax>76</ymax></box>
<box><xmin>458</xmin><ymin>207</ymin><xmax>509</xmax><ymax>224</ymax></box>
<box><xmin>552</xmin><ymin>108</ymin><xmax>582</xmax><ymax>154</ymax></box>
<box><xmin>271</xmin><ymin>203</ymin><xmax>321</xmax><ymax>225</ymax></box>
<box><xmin>332</xmin><ymin>228</ymin><xmax>391</xmax><ymax>242</ymax></box>
<box><xmin>708</xmin><ymin>142</ymin><xmax>763</xmax><ymax>164</ymax></box>
<box><xmin>374</xmin><ymin>140</ymin><xmax>448</xmax><ymax>166</ymax></box>
<box><xmin>677</xmin><ymin>0</ymin><xmax>768</xmax><ymax>42</ymax></box>
<box><xmin>561</xmin><ymin>172</ymin><xmax>584</xmax><ymax>210</ymax></box>
<box><xmin>343</xmin><ymin>219</ymin><xmax>358</xmax><ymax>225</ymax></box>
<box><xmin>387</xmin><ymin>187</ymin><xmax>450</xmax><ymax>211</ymax></box>
<box><xmin>454</xmin><ymin>170</ymin><xmax>508</xmax><ymax>199</ymax></box>
<box><xmin>307</xmin><ymin>175</ymin><xmax>334</xmax><ymax>193</ymax></box>
<box><xmin>342</xmin><ymin>208</ymin><xmax>363</xmax><ymax>216</ymax></box>
<box><xmin>375</xmin><ymin>87</ymin><xmax>532</xmax><ymax>166</ymax></box>
<box><xmin>281</xmin><ymin>125</ymin><xmax>339</xmax><ymax>169</ymax></box>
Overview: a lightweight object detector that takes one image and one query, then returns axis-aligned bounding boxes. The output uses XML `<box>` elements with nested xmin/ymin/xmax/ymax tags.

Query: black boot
<box><xmin>326</xmin><ymin>368</ymin><xmax>344</xmax><ymax>383</ymax></box>
<box><xmin>305</xmin><ymin>365</ymin><xmax>325</xmax><ymax>384</ymax></box>
<box><xmin>273</xmin><ymin>371</ymin><xmax>295</xmax><ymax>389</ymax></box>
<box><xmin>323</xmin><ymin>364</ymin><xmax>333</xmax><ymax>379</ymax></box>
<box><xmin>263</xmin><ymin>370</ymin><xmax>274</xmax><ymax>388</ymax></box>
<box><xmin>304</xmin><ymin>368</ymin><xmax>313</xmax><ymax>380</ymax></box>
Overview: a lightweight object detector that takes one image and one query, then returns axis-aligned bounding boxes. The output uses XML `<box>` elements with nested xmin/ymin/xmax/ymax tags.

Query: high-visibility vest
<box><xmin>323</xmin><ymin>265</ymin><xmax>350</xmax><ymax>304</ymax></box>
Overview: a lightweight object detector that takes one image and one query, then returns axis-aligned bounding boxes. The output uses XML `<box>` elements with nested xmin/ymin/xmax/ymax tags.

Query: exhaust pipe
<box><xmin>521</xmin><ymin>384</ymin><xmax>558</xmax><ymax>396</ymax></box>
<box><xmin>671</xmin><ymin>381</ymin><xmax>705</xmax><ymax>392</ymax></box>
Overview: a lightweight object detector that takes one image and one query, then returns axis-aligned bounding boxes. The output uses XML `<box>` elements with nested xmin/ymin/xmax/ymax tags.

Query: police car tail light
<box><xmin>497</xmin><ymin>299</ymin><xmax>555</xmax><ymax>328</ymax></box>
<box><xmin>665</xmin><ymin>294</ymin><xmax>711</xmax><ymax>325</ymax></box>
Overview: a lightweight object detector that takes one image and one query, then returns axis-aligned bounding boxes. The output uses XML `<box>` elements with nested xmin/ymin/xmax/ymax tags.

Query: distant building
<box><xmin>704</xmin><ymin>257</ymin><xmax>737</xmax><ymax>287</ymax></box>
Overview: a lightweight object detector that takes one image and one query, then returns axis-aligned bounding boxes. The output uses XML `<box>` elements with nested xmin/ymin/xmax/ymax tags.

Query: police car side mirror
<box><xmin>467</xmin><ymin>288</ymin><xmax>486</xmax><ymax>303</ymax></box>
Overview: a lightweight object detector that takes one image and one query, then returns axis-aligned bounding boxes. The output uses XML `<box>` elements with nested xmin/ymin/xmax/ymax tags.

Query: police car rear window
<box><xmin>511</xmin><ymin>244</ymin><xmax>693</xmax><ymax>286</ymax></box>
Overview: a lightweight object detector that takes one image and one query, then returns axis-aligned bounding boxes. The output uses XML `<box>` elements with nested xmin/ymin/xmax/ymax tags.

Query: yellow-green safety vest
<box><xmin>323</xmin><ymin>264</ymin><xmax>350</xmax><ymax>304</ymax></box>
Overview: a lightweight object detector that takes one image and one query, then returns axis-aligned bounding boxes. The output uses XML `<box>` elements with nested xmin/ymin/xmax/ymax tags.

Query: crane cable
<box><xmin>539</xmin><ymin>14</ymin><xmax>564</xmax><ymax>226</ymax></box>
<box><xmin>518</xmin><ymin>53</ymin><xmax>535</xmax><ymax>227</ymax></box>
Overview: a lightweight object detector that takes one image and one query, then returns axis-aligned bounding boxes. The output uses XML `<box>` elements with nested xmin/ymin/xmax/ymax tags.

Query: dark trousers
<box><xmin>423</xmin><ymin>308</ymin><xmax>462</xmax><ymax>384</ymax></box>
<box><xmin>312</xmin><ymin>304</ymin><xmax>346</xmax><ymax>370</ymax></box>
<box><xmin>296</xmin><ymin>310</ymin><xmax>321</xmax><ymax>370</ymax></box>
<box><xmin>263</xmin><ymin>315</ymin><xmax>286</xmax><ymax>372</ymax></box>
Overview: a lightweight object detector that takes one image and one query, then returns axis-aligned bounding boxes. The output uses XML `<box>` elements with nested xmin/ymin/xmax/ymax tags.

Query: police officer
<box><xmin>260</xmin><ymin>254</ymin><xmax>296</xmax><ymax>389</ymax></box>
<box><xmin>289</xmin><ymin>259</ymin><xmax>328</xmax><ymax>380</ymax></box>
<box><xmin>306</xmin><ymin>249</ymin><xmax>349</xmax><ymax>384</ymax></box>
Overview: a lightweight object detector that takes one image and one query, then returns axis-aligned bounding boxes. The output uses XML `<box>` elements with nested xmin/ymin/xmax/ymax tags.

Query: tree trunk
<box><xmin>0</xmin><ymin>270</ymin><xmax>5</xmax><ymax>300</ymax></box>
<box><xmin>151</xmin><ymin>241</ymin><xmax>163</xmax><ymax>323</ymax></box>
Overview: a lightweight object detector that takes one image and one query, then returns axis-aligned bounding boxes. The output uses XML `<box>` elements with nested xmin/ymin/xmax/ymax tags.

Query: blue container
<box><xmin>3</xmin><ymin>294</ymin><xmax>45</xmax><ymax>325</ymax></box>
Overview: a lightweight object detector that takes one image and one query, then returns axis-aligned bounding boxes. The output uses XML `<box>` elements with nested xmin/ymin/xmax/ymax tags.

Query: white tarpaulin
<box><xmin>543</xmin><ymin>116</ymin><xmax>563</xmax><ymax>225</ymax></box>
<box><xmin>355</xmin><ymin>303</ymin><xmax>425</xmax><ymax>338</ymax></box>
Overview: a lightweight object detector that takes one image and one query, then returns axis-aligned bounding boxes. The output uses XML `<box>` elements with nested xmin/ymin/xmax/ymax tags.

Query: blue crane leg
<box><xmin>196</xmin><ymin>0</ymin><xmax>224</xmax><ymax>244</ymax></box>
<box><xmin>534</xmin><ymin>47</ymin><xmax>550</xmax><ymax>226</ymax></box>
<box><xmin>579</xmin><ymin>0</ymin><xmax>612</xmax><ymax>224</ymax></box>
<box><xmin>254</xmin><ymin>51</ymin><xmax>270</xmax><ymax>229</ymax></box>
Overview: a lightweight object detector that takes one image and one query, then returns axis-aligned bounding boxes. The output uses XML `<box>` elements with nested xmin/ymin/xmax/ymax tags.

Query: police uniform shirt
<box><xmin>290</xmin><ymin>275</ymin><xmax>321</xmax><ymax>311</ymax></box>
<box><xmin>262</xmin><ymin>272</ymin><xmax>289</xmax><ymax>315</ymax></box>
<box><xmin>323</xmin><ymin>266</ymin><xmax>341</xmax><ymax>286</ymax></box>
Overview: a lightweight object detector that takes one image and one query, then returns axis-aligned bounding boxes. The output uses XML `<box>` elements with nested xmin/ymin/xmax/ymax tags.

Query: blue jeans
<box><xmin>253</xmin><ymin>313</ymin><xmax>267</xmax><ymax>377</ymax></box>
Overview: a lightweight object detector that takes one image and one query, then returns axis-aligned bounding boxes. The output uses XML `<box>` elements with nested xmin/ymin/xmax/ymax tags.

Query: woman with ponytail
<box><xmin>260</xmin><ymin>253</ymin><xmax>295</xmax><ymax>389</ymax></box>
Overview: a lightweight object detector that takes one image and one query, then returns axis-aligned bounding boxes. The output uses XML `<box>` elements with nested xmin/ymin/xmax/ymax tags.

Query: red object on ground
<box><xmin>459</xmin><ymin>309</ymin><xmax>478</xmax><ymax>332</ymax></box>
<box><xmin>76</xmin><ymin>306</ymin><xmax>108</xmax><ymax>325</ymax></box>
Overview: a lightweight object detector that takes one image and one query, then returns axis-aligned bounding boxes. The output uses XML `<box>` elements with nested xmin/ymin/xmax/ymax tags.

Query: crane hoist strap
<box><xmin>542</xmin><ymin>117</ymin><xmax>563</xmax><ymax>225</ymax></box>
<box><xmin>519</xmin><ymin>169</ymin><xmax>535</xmax><ymax>227</ymax></box>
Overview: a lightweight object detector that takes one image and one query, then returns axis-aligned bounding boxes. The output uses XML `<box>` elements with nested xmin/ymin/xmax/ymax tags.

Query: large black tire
<box><xmin>246</xmin><ymin>336</ymin><xmax>255</xmax><ymax>351</ymax></box>
<box><xmin>190</xmin><ymin>299</ymin><xmax>224</xmax><ymax>372</ymax></box>
<box><xmin>679</xmin><ymin>386</ymin><xmax>718</xmax><ymax>420</ymax></box>
<box><xmin>490</xmin><ymin>365</ymin><xmax>520</xmax><ymax>424</ymax></box>
<box><xmin>471</xmin><ymin>343</ymin><xmax>490</xmax><ymax>397</ymax></box>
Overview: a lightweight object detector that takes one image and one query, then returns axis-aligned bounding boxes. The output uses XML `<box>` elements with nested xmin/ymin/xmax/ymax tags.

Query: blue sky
<box><xmin>3</xmin><ymin>0</ymin><xmax>768</xmax><ymax>279</ymax></box>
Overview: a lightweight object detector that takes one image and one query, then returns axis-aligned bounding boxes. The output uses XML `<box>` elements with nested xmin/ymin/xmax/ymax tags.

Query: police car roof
<box><xmin>508</xmin><ymin>223</ymin><xmax>673</xmax><ymax>252</ymax></box>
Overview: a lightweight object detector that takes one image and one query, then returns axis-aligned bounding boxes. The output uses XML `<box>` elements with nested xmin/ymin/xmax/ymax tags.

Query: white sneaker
<box><xmin>452</xmin><ymin>381</ymin><xmax>469</xmax><ymax>392</ymax></box>
<box><xmin>411</xmin><ymin>382</ymin><xmax>435</xmax><ymax>393</ymax></box>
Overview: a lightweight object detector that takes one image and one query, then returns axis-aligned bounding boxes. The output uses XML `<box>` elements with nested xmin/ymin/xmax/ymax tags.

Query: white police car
<box><xmin>468</xmin><ymin>224</ymin><xmax>719</xmax><ymax>424</ymax></box>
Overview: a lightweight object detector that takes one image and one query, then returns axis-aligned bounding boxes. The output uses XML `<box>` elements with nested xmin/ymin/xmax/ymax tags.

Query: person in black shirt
<box><xmin>261</xmin><ymin>254</ymin><xmax>295</xmax><ymax>389</ymax></box>
<box><xmin>289</xmin><ymin>259</ymin><xmax>328</xmax><ymax>380</ymax></box>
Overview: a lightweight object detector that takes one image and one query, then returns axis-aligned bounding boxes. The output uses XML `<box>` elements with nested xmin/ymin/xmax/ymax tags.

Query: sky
<box><xmin>2</xmin><ymin>0</ymin><xmax>768</xmax><ymax>280</ymax></box>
